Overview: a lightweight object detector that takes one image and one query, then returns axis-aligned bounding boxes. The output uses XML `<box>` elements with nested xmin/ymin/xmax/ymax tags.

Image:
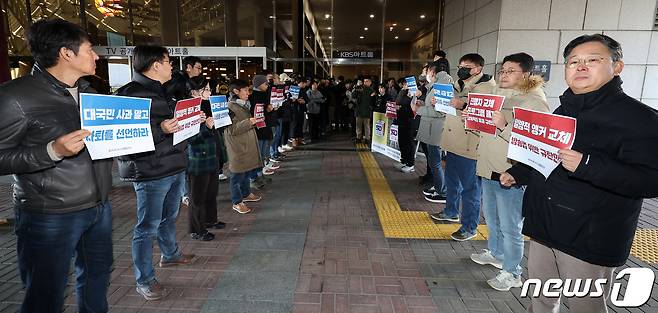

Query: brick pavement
<box><xmin>0</xmin><ymin>134</ymin><xmax>657</xmax><ymax>312</ymax></box>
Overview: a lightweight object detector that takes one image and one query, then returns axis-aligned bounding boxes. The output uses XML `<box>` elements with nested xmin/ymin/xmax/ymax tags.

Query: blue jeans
<box><xmin>443</xmin><ymin>152</ymin><xmax>482</xmax><ymax>234</ymax></box>
<box><xmin>259</xmin><ymin>139</ymin><xmax>271</xmax><ymax>161</ymax></box>
<box><xmin>481</xmin><ymin>178</ymin><xmax>525</xmax><ymax>276</ymax></box>
<box><xmin>15</xmin><ymin>201</ymin><xmax>113</xmax><ymax>313</ymax></box>
<box><xmin>230</xmin><ymin>171</ymin><xmax>252</xmax><ymax>204</ymax></box>
<box><xmin>270</xmin><ymin>121</ymin><xmax>283</xmax><ymax>158</ymax></box>
<box><xmin>425</xmin><ymin>144</ymin><xmax>446</xmax><ymax>195</ymax></box>
<box><xmin>132</xmin><ymin>172</ymin><xmax>185</xmax><ymax>286</ymax></box>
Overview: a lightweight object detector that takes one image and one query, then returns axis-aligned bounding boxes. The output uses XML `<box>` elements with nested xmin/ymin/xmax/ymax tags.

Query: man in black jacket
<box><xmin>0</xmin><ymin>19</ymin><xmax>113</xmax><ymax>312</ymax></box>
<box><xmin>502</xmin><ymin>34</ymin><xmax>658</xmax><ymax>311</ymax></box>
<box><xmin>115</xmin><ymin>45</ymin><xmax>197</xmax><ymax>301</ymax></box>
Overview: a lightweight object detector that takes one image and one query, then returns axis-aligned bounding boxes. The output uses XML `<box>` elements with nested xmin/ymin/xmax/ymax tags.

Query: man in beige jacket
<box><xmin>469</xmin><ymin>53</ymin><xmax>549</xmax><ymax>291</ymax></box>
<box><xmin>431</xmin><ymin>54</ymin><xmax>495</xmax><ymax>243</ymax></box>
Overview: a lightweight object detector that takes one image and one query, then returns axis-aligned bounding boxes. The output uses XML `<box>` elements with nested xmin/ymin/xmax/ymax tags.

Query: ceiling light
<box><xmin>240</xmin><ymin>69</ymin><xmax>245</xmax><ymax>73</ymax></box>
<box><xmin>420</xmin><ymin>14</ymin><xmax>426</xmax><ymax>19</ymax></box>
<box><xmin>405</xmin><ymin>27</ymin><xmax>410</xmax><ymax>31</ymax></box>
<box><xmin>389</xmin><ymin>27</ymin><xmax>393</xmax><ymax>31</ymax></box>
<box><xmin>395</xmin><ymin>36</ymin><xmax>399</xmax><ymax>39</ymax></box>
<box><xmin>364</xmin><ymin>27</ymin><xmax>368</xmax><ymax>30</ymax></box>
<box><xmin>392</xmin><ymin>23</ymin><xmax>397</xmax><ymax>26</ymax></box>
<box><xmin>359</xmin><ymin>36</ymin><xmax>364</xmax><ymax>39</ymax></box>
<box><xmin>326</xmin><ymin>27</ymin><xmax>332</xmax><ymax>30</ymax></box>
<box><xmin>328</xmin><ymin>36</ymin><xmax>332</xmax><ymax>39</ymax></box>
<box><xmin>369</xmin><ymin>14</ymin><xmax>374</xmax><ymax>18</ymax></box>
<box><xmin>325</xmin><ymin>14</ymin><xmax>331</xmax><ymax>19</ymax></box>
<box><xmin>269</xmin><ymin>15</ymin><xmax>274</xmax><ymax>19</ymax></box>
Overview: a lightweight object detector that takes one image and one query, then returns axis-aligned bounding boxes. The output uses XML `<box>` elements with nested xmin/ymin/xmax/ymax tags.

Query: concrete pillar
<box><xmin>291</xmin><ymin>0</ymin><xmax>303</xmax><ymax>73</ymax></box>
<box><xmin>159</xmin><ymin>0</ymin><xmax>181</xmax><ymax>45</ymax></box>
<box><xmin>224</xmin><ymin>0</ymin><xmax>239</xmax><ymax>46</ymax></box>
<box><xmin>254</xmin><ymin>7</ymin><xmax>264</xmax><ymax>47</ymax></box>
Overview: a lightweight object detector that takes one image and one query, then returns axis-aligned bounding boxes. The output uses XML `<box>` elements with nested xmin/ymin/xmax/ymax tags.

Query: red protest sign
<box><xmin>173</xmin><ymin>97</ymin><xmax>202</xmax><ymax>145</ymax></box>
<box><xmin>464</xmin><ymin>93</ymin><xmax>505</xmax><ymax>135</ymax></box>
<box><xmin>386</xmin><ymin>101</ymin><xmax>397</xmax><ymax>119</ymax></box>
<box><xmin>254</xmin><ymin>103</ymin><xmax>266</xmax><ymax>129</ymax></box>
<box><xmin>507</xmin><ymin>107</ymin><xmax>577</xmax><ymax>178</ymax></box>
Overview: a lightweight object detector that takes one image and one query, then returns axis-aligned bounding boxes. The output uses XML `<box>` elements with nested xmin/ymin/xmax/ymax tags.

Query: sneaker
<box><xmin>232</xmin><ymin>202</ymin><xmax>252</xmax><ymax>214</ymax></box>
<box><xmin>278</xmin><ymin>147</ymin><xmax>286</xmax><ymax>154</ymax></box>
<box><xmin>243</xmin><ymin>193</ymin><xmax>262</xmax><ymax>202</ymax></box>
<box><xmin>218</xmin><ymin>173</ymin><xmax>228</xmax><ymax>181</ymax></box>
<box><xmin>450</xmin><ymin>229</ymin><xmax>476</xmax><ymax>241</ymax></box>
<box><xmin>422</xmin><ymin>186</ymin><xmax>435</xmax><ymax>196</ymax></box>
<box><xmin>159</xmin><ymin>254</ymin><xmax>195</xmax><ymax>268</ymax></box>
<box><xmin>205</xmin><ymin>221</ymin><xmax>226</xmax><ymax>229</ymax></box>
<box><xmin>190</xmin><ymin>231</ymin><xmax>215</xmax><ymax>241</ymax></box>
<box><xmin>269</xmin><ymin>157</ymin><xmax>281</xmax><ymax>164</ymax></box>
<box><xmin>424</xmin><ymin>192</ymin><xmax>447</xmax><ymax>203</ymax></box>
<box><xmin>400</xmin><ymin>165</ymin><xmax>415</xmax><ymax>173</ymax></box>
<box><xmin>136</xmin><ymin>280</ymin><xmax>164</xmax><ymax>300</ymax></box>
<box><xmin>430</xmin><ymin>212</ymin><xmax>459</xmax><ymax>223</ymax></box>
<box><xmin>181</xmin><ymin>196</ymin><xmax>189</xmax><ymax>206</ymax></box>
<box><xmin>487</xmin><ymin>270</ymin><xmax>523</xmax><ymax>291</ymax></box>
<box><xmin>250</xmin><ymin>181</ymin><xmax>261</xmax><ymax>190</ymax></box>
<box><xmin>470</xmin><ymin>250</ymin><xmax>503</xmax><ymax>269</ymax></box>
<box><xmin>262</xmin><ymin>168</ymin><xmax>275</xmax><ymax>176</ymax></box>
<box><xmin>283</xmin><ymin>144</ymin><xmax>293</xmax><ymax>151</ymax></box>
<box><xmin>266</xmin><ymin>163</ymin><xmax>280</xmax><ymax>170</ymax></box>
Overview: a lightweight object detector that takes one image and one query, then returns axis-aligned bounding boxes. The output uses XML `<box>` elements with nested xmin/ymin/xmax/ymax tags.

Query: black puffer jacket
<box><xmin>115</xmin><ymin>73</ymin><xmax>188</xmax><ymax>181</ymax></box>
<box><xmin>0</xmin><ymin>64</ymin><xmax>112</xmax><ymax>214</ymax></box>
<box><xmin>507</xmin><ymin>76</ymin><xmax>658</xmax><ymax>267</ymax></box>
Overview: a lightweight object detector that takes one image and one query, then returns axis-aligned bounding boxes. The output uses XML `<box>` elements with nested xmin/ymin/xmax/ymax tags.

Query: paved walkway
<box><xmin>0</xmin><ymin>135</ymin><xmax>657</xmax><ymax>312</ymax></box>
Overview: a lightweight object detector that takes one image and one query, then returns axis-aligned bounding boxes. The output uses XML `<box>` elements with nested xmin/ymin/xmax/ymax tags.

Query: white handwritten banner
<box><xmin>210</xmin><ymin>95</ymin><xmax>231</xmax><ymax>128</ymax></box>
<box><xmin>80</xmin><ymin>93</ymin><xmax>154</xmax><ymax>160</ymax></box>
<box><xmin>173</xmin><ymin>97</ymin><xmax>202</xmax><ymax>145</ymax></box>
<box><xmin>465</xmin><ymin>93</ymin><xmax>505</xmax><ymax>135</ymax></box>
<box><xmin>507</xmin><ymin>108</ymin><xmax>577</xmax><ymax>178</ymax></box>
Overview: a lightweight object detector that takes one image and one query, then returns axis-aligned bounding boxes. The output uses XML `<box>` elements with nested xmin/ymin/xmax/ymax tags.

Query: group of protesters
<box><xmin>2</xmin><ymin>17</ymin><xmax>658</xmax><ymax>313</ymax></box>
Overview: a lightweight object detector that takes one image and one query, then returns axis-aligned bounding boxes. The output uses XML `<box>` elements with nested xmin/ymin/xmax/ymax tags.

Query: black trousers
<box><xmin>187</xmin><ymin>173</ymin><xmax>219</xmax><ymax>234</ymax></box>
<box><xmin>309</xmin><ymin>113</ymin><xmax>321</xmax><ymax>139</ymax></box>
<box><xmin>398</xmin><ymin>125</ymin><xmax>414</xmax><ymax>166</ymax></box>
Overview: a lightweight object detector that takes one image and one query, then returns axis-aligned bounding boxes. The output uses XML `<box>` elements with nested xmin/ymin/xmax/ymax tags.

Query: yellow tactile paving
<box><xmin>356</xmin><ymin>145</ymin><xmax>489</xmax><ymax>240</ymax></box>
<box><xmin>358</xmin><ymin>143</ymin><xmax>658</xmax><ymax>264</ymax></box>
<box><xmin>631</xmin><ymin>229</ymin><xmax>658</xmax><ymax>264</ymax></box>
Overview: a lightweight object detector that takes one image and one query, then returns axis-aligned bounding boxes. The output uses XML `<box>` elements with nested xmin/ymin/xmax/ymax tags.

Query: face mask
<box><xmin>457</xmin><ymin>67</ymin><xmax>472</xmax><ymax>81</ymax></box>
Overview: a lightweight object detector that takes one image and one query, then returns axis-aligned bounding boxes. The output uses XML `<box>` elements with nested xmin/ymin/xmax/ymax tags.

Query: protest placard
<box><xmin>173</xmin><ymin>97</ymin><xmax>202</xmax><ymax>145</ymax></box>
<box><xmin>507</xmin><ymin>108</ymin><xmax>577</xmax><ymax>178</ymax></box>
<box><xmin>405</xmin><ymin>76</ymin><xmax>417</xmax><ymax>94</ymax></box>
<box><xmin>254</xmin><ymin>103</ymin><xmax>266</xmax><ymax>128</ymax></box>
<box><xmin>465</xmin><ymin>93</ymin><xmax>505</xmax><ymax>135</ymax></box>
<box><xmin>80</xmin><ymin>93</ymin><xmax>154</xmax><ymax>160</ymax></box>
<box><xmin>386</xmin><ymin>101</ymin><xmax>397</xmax><ymax>119</ymax></box>
<box><xmin>289</xmin><ymin>86</ymin><xmax>300</xmax><ymax>100</ymax></box>
<box><xmin>433</xmin><ymin>83</ymin><xmax>456</xmax><ymax>116</ymax></box>
<box><xmin>210</xmin><ymin>95</ymin><xmax>231</xmax><ymax>128</ymax></box>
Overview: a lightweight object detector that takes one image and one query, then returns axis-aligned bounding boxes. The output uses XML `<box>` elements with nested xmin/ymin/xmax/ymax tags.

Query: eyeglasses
<box><xmin>565</xmin><ymin>56</ymin><xmax>608</xmax><ymax>69</ymax></box>
<box><xmin>497</xmin><ymin>69</ymin><xmax>522</xmax><ymax>76</ymax></box>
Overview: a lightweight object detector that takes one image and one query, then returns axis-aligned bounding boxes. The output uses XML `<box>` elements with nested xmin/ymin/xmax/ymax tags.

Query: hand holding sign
<box><xmin>161</xmin><ymin>118</ymin><xmax>180</xmax><ymax>134</ymax></box>
<box><xmin>559</xmin><ymin>149</ymin><xmax>583</xmax><ymax>172</ymax></box>
<box><xmin>53</xmin><ymin>129</ymin><xmax>91</xmax><ymax>157</ymax></box>
<box><xmin>205</xmin><ymin>116</ymin><xmax>214</xmax><ymax>129</ymax></box>
<box><xmin>499</xmin><ymin>172</ymin><xmax>516</xmax><ymax>187</ymax></box>
<box><xmin>492</xmin><ymin>111</ymin><xmax>507</xmax><ymax>130</ymax></box>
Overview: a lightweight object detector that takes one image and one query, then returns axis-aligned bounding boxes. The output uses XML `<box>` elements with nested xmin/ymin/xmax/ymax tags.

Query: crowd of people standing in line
<box><xmin>2</xmin><ymin>17</ymin><xmax>658</xmax><ymax>313</ymax></box>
